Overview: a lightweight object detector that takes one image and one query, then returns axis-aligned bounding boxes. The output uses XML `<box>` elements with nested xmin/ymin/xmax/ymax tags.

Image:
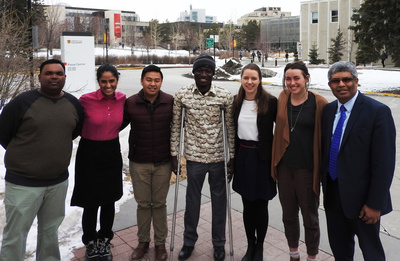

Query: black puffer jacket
<box><xmin>124</xmin><ymin>90</ymin><xmax>173</xmax><ymax>163</ymax></box>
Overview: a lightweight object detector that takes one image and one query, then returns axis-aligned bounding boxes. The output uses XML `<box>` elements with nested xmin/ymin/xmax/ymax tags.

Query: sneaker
<box><xmin>98</xmin><ymin>238</ymin><xmax>113</xmax><ymax>260</ymax></box>
<box><xmin>85</xmin><ymin>240</ymin><xmax>99</xmax><ymax>259</ymax></box>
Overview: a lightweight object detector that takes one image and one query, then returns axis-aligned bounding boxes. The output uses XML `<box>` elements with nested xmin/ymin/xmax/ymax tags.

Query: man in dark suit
<box><xmin>321</xmin><ymin>61</ymin><xmax>396</xmax><ymax>261</ymax></box>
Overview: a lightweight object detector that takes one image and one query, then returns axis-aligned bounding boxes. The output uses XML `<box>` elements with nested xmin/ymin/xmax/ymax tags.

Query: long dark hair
<box><xmin>233</xmin><ymin>63</ymin><xmax>272</xmax><ymax>115</ymax></box>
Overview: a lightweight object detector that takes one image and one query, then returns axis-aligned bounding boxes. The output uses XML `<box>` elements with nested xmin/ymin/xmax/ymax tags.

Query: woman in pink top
<box><xmin>71</xmin><ymin>64</ymin><xmax>126</xmax><ymax>260</ymax></box>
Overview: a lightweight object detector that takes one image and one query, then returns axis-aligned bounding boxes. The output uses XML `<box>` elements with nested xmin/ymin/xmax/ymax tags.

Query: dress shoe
<box><xmin>290</xmin><ymin>257</ymin><xmax>300</xmax><ymax>261</ymax></box>
<box><xmin>130</xmin><ymin>242</ymin><xmax>149</xmax><ymax>261</ymax></box>
<box><xmin>178</xmin><ymin>245</ymin><xmax>194</xmax><ymax>260</ymax></box>
<box><xmin>155</xmin><ymin>244</ymin><xmax>168</xmax><ymax>261</ymax></box>
<box><xmin>213</xmin><ymin>245</ymin><xmax>225</xmax><ymax>261</ymax></box>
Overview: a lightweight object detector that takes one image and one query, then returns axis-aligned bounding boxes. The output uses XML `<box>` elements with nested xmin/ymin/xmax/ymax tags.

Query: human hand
<box><xmin>359</xmin><ymin>204</ymin><xmax>381</xmax><ymax>224</ymax></box>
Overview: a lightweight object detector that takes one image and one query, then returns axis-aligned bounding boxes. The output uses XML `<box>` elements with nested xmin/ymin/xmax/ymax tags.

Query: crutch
<box><xmin>169</xmin><ymin>105</ymin><xmax>185</xmax><ymax>261</ymax></box>
<box><xmin>221</xmin><ymin>105</ymin><xmax>234</xmax><ymax>260</ymax></box>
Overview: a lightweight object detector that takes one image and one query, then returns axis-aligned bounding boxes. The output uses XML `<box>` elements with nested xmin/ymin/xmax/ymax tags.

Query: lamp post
<box><xmin>104</xmin><ymin>23</ymin><xmax>109</xmax><ymax>63</ymax></box>
<box><xmin>278</xmin><ymin>37</ymin><xmax>281</xmax><ymax>58</ymax></box>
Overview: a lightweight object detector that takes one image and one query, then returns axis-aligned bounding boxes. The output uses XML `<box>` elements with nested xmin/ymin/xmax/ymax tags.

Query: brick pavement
<box><xmin>71</xmin><ymin>202</ymin><xmax>334</xmax><ymax>261</ymax></box>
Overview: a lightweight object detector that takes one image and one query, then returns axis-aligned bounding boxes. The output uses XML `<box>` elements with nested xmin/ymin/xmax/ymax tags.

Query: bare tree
<box><xmin>38</xmin><ymin>5</ymin><xmax>66</xmax><ymax>58</ymax></box>
<box><xmin>197</xmin><ymin>25</ymin><xmax>206</xmax><ymax>53</ymax></box>
<box><xmin>180</xmin><ymin>22</ymin><xmax>199</xmax><ymax>54</ymax></box>
<box><xmin>140</xmin><ymin>33</ymin><xmax>153</xmax><ymax>63</ymax></box>
<box><xmin>149</xmin><ymin>19</ymin><xmax>161</xmax><ymax>49</ymax></box>
<box><xmin>0</xmin><ymin>8</ymin><xmax>33</xmax><ymax>109</ymax></box>
<box><xmin>220</xmin><ymin>21</ymin><xmax>235</xmax><ymax>55</ymax></box>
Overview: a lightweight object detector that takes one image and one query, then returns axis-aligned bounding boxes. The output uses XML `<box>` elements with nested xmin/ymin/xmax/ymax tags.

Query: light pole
<box><xmin>278</xmin><ymin>37</ymin><xmax>281</xmax><ymax>58</ymax></box>
<box><xmin>104</xmin><ymin>23</ymin><xmax>109</xmax><ymax>63</ymax></box>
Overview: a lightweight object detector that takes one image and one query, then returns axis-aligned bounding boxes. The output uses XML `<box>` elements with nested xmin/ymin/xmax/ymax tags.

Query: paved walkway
<box><xmin>70</xmin><ymin>200</ymin><xmax>334</xmax><ymax>261</ymax></box>
<box><xmin>70</xmin><ymin>58</ymin><xmax>400</xmax><ymax>261</ymax></box>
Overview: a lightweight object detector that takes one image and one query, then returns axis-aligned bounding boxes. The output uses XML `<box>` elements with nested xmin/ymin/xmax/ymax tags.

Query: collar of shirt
<box><xmin>191</xmin><ymin>83</ymin><xmax>217</xmax><ymax>97</ymax></box>
<box><xmin>95</xmin><ymin>88</ymin><xmax>125</xmax><ymax>101</ymax></box>
<box><xmin>336</xmin><ymin>90</ymin><xmax>358</xmax><ymax>114</ymax></box>
<box><xmin>333</xmin><ymin>90</ymin><xmax>359</xmax><ymax>141</ymax></box>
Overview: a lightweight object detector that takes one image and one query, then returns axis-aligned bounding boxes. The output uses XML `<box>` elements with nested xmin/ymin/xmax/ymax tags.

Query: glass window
<box><xmin>312</xmin><ymin>12</ymin><xmax>318</xmax><ymax>23</ymax></box>
<box><xmin>331</xmin><ymin>10</ymin><xmax>339</xmax><ymax>22</ymax></box>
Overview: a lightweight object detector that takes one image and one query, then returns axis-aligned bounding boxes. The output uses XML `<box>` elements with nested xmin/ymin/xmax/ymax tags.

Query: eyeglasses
<box><xmin>329</xmin><ymin>77</ymin><xmax>355</xmax><ymax>85</ymax></box>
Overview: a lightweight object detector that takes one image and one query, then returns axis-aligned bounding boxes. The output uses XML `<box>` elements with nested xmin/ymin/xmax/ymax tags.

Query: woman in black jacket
<box><xmin>232</xmin><ymin>63</ymin><xmax>277</xmax><ymax>261</ymax></box>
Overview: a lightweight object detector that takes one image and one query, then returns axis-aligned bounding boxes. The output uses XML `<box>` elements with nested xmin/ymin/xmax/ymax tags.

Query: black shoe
<box><xmin>241</xmin><ymin>239</ymin><xmax>255</xmax><ymax>261</ymax></box>
<box><xmin>178</xmin><ymin>245</ymin><xmax>194</xmax><ymax>260</ymax></box>
<box><xmin>85</xmin><ymin>240</ymin><xmax>99</xmax><ymax>259</ymax></box>
<box><xmin>213</xmin><ymin>246</ymin><xmax>225</xmax><ymax>261</ymax></box>
<box><xmin>253</xmin><ymin>243</ymin><xmax>263</xmax><ymax>261</ymax></box>
<box><xmin>98</xmin><ymin>238</ymin><xmax>113</xmax><ymax>260</ymax></box>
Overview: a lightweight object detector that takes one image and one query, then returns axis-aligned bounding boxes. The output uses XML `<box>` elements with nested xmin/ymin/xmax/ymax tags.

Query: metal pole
<box><xmin>169</xmin><ymin>106</ymin><xmax>186</xmax><ymax>261</ymax></box>
<box><xmin>278</xmin><ymin>37</ymin><xmax>281</xmax><ymax>59</ymax></box>
<box><xmin>213</xmin><ymin>35</ymin><xmax>216</xmax><ymax>61</ymax></box>
<box><xmin>105</xmin><ymin>25</ymin><xmax>109</xmax><ymax>63</ymax></box>
<box><xmin>220</xmin><ymin>105</ymin><xmax>234</xmax><ymax>261</ymax></box>
<box><xmin>27</xmin><ymin>0</ymin><xmax>34</xmax><ymax>89</ymax></box>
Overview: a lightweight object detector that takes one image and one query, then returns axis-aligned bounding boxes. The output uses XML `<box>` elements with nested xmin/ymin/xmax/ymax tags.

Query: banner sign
<box><xmin>114</xmin><ymin>14</ymin><xmax>121</xmax><ymax>38</ymax></box>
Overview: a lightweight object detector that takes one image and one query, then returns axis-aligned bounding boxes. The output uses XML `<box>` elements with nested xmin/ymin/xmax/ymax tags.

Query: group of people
<box><xmin>0</xmin><ymin>54</ymin><xmax>395</xmax><ymax>261</ymax></box>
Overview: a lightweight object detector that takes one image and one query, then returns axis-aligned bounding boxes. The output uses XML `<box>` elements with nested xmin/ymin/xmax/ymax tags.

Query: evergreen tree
<box><xmin>159</xmin><ymin>22</ymin><xmax>173</xmax><ymax>45</ymax></box>
<box><xmin>308</xmin><ymin>44</ymin><xmax>324</xmax><ymax>64</ymax></box>
<box><xmin>350</xmin><ymin>0</ymin><xmax>400</xmax><ymax>66</ymax></box>
<box><xmin>241</xmin><ymin>20</ymin><xmax>260</xmax><ymax>50</ymax></box>
<box><xmin>328</xmin><ymin>28</ymin><xmax>345</xmax><ymax>63</ymax></box>
<box><xmin>355</xmin><ymin>42</ymin><xmax>377</xmax><ymax>66</ymax></box>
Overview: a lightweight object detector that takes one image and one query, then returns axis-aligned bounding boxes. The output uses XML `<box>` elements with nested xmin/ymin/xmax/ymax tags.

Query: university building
<box><xmin>300</xmin><ymin>0</ymin><xmax>364</xmax><ymax>63</ymax></box>
<box><xmin>43</xmin><ymin>5</ymin><xmax>148</xmax><ymax>48</ymax></box>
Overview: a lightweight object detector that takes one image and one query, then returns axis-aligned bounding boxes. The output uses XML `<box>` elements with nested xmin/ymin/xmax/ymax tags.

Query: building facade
<box><xmin>179</xmin><ymin>5</ymin><xmax>217</xmax><ymax>23</ymax></box>
<box><xmin>43</xmin><ymin>5</ymin><xmax>148</xmax><ymax>48</ymax></box>
<box><xmin>237</xmin><ymin>7</ymin><xmax>291</xmax><ymax>26</ymax></box>
<box><xmin>260</xmin><ymin>16</ymin><xmax>300</xmax><ymax>53</ymax></box>
<box><xmin>300</xmin><ymin>0</ymin><xmax>364</xmax><ymax>64</ymax></box>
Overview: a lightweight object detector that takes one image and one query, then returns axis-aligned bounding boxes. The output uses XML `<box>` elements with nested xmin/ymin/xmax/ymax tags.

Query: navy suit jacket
<box><xmin>321</xmin><ymin>92</ymin><xmax>396</xmax><ymax>218</ymax></box>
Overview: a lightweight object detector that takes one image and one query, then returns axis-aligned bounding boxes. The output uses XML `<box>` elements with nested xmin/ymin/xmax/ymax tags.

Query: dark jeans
<box><xmin>183</xmin><ymin>161</ymin><xmax>226</xmax><ymax>247</ymax></box>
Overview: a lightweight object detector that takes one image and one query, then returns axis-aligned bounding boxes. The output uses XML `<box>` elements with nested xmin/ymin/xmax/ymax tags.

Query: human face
<box><xmin>284</xmin><ymin>68</ymin><xmax>309</xmax><ymax>96</ymax></box>
<box><xmin>38</xmin><ymin>63</ymin><xmax>66</xmax><ymax>98</ymax></box>
<box><xmin>141</xmin><ymin>71</ymin><xmax>162</xmax><ymax>102</ymax></box>
<box><xmin>194</xmin><ymin>66</ymin><xmax>213</xmax><ymax>92</ymax></box>
<box><xmin>328</xmin><ymin>71</ymin><xmax>358</xmax><ymax>104</ymax></box>
<box><xmin>241</xmin><ymin>69</ymin><xmax>260</xmax><ymax>100</ymax></box>
<box><xmin>98</xmin><ymin>71</ymin><xmax>118</xmax><ymax>99</ymax></box>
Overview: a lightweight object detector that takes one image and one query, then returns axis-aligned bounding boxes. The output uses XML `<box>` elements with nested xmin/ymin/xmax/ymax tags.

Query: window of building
<box><xmin>311</xmin><ymin>12</ymin><xmax>318</xmax><ymax>23</ymax></box>
<box><xmin>331</xmin><ymin>10</ymin><xmax>338</xmax><ymax>22</ymax></box>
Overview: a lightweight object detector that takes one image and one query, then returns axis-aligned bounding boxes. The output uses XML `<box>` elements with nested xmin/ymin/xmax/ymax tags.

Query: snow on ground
<box><xmin>0</xmin><ymin>47</ymin><xmax>399</xmax><ymax>260</ymax></box>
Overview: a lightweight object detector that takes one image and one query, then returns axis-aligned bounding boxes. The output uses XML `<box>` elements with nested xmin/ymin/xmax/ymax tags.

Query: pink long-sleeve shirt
<box><xmin>80</xmin><ymin>89</ymin><xmax>126</xmax><ymax>141</ymax></box>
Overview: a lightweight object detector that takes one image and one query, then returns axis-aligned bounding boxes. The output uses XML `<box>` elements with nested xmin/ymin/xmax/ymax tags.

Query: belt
<box><xmin>239</xmin><ymin>143</ymin><xmax>258</xmax><ymax>149</ymax></box>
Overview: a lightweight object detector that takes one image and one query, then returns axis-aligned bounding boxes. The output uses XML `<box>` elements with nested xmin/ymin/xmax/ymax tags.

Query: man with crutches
<box><xmin>170</xmin><ymin>54</ymin><xmax>235</xmax><ymax>261</ymax></box>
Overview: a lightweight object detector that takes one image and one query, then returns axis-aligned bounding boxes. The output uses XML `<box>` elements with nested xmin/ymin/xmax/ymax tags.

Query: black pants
<box><xmin>242</xmin><ymin>197</ymin><xmax>269</xmax><ymax>243</ymax></box>
<box><xmin>82</xmin><ymin>203</ymin><xmax>115</xmax><ymax>244</ymax></box>
<box><xmin>325</xmin><ymin>177</ymin><xmax>385</xmax><ymax>261</ymax></box>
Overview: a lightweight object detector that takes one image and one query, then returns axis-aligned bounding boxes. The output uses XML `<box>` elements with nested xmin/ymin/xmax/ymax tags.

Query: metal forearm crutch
<box><xmin>169</xmin><ymin>106</ymin><xmax>185</xmax><ymax>261</ymax></box>
<box><xmin>221</xmin><ymin>105</ymin><xmax>234</xmax><ymax>260</ymax></box>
